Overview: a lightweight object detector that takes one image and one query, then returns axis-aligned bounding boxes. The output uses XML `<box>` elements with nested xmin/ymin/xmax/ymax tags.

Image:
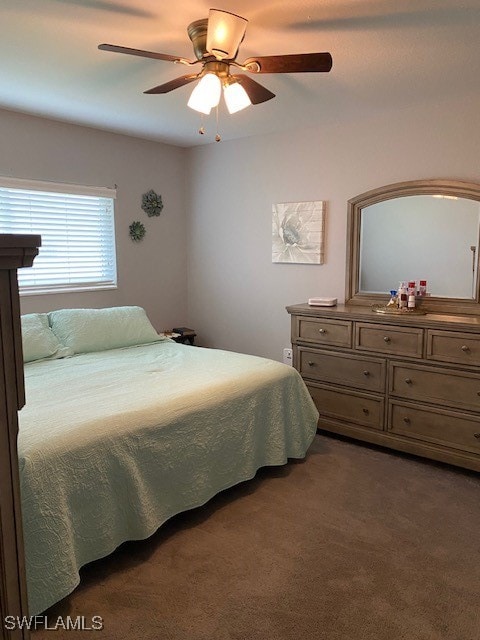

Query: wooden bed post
<box><xmin>0</xmin><ymin>235</ymin><xmax>40</xmax><ymax>640</ymax></box>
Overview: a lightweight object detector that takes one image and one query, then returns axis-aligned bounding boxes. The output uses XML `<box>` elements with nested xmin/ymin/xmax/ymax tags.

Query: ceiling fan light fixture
<box><xmin>224</xmin><ymin>80</ymin><xmax>251</xmax><ymax>114</ymax></box>
<box><xmin>99</xmin><ymin>13</ymin><xmax>333</xmax><ymax>138</ymax></box>
<box><xmin>187</xmin><ymin>72</ymin><xmax>221</xmax><ymax>114</ymax></box>
<box><xmin>206</xmin><ymin>9</ymin><xmax>247</xmax><ymax>60</ymax></box>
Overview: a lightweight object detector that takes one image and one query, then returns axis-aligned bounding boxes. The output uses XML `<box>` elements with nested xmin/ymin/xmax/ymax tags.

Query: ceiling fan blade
<box><xmin>243</xmin><ymin>52</ymin><xmax>333</xmax><ymax>74</ymax></box>
<box><xmin>233</xmin><ymin>74</ymin><xmax>275</xmax><ymax>105</ymax></box>
<box><xmin>144</xmin><ymin>74</ymin><xmax>199</xmax><ymax>94</ymax></box>
<box><xmin>98</xmin><ymin>43</ymin><xmax>193</xmax><ymax>64</ymax></box>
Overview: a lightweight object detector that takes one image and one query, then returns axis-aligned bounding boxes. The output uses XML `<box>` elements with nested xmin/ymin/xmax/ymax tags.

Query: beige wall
<box><xmin>2</xmin><ymin>91</ymin><xmax>480</xmax><ymax>363</ymax></box>
<box><xmin>186</xmin><ymin>94</ymin><xmax>480</xmax><ymax>361</ymax></box>
<box><xmin>0</xmin><ymin>109</ymin><xmax>188</xmax><ymax>332</ymax></box>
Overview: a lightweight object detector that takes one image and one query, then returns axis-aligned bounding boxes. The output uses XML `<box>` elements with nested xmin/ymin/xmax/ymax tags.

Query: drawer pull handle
<box><xmin>307</xmin><ymin>361</ymin><xmax>315</xmax><ymax>367</ymax></box>
<box><xmin>474</xmin><ymin>433</ymin><xmax>480</xmax><ymax>439</ymax></box>
<box><xmin>362</xmin><ymin>408</ymin><xmax>369</xmax><ymax>415</ymax></box>
<box><xmin>363</xmin><ymin>370</ymin><xmax>370</xmax><ymax>377</ymax></box>
<box><xmin>405</xmin><ymin>378</ymin><xmax>413</xmax><ymax>385</ymax></box>
<box><xmin>383</xmin><ymin>336</ymin><xmax>391</xmax><ymax>343</ymax></box>
<box><xmin>461</xmin><ymin>345</ymin><xmax>470</xmax><ymax>352</ymax></box>
<box><xmin>319</xmin><ymin>328</ymin><xmax>327</xmax><ymax>334</ymax></box>
<box><xmin>403</xmin><ymin>417</ymin><xmax>411</xmax><ymax>424</ymax></box>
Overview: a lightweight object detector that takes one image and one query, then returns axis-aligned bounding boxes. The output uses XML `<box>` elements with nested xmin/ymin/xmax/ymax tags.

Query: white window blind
<box><xmin>0</xmin><ymin>177</ymin><xmax>117</xmax><ymax>295</ymax></box>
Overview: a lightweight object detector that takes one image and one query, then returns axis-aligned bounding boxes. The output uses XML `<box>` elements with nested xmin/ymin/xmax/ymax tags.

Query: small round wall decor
<box><xmin>129</xmin><ymin>220</ymin><xmax>146</xmax><ymax>242</ymax></box>
<box><xmin>142</xmin><ymin>189</ymin><xmax>163</xmax><ymax>217</ymax></box>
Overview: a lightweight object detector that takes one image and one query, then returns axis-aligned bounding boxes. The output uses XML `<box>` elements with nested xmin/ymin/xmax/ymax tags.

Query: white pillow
<box><xmin>21</xmin><ymin>313</ymin><xmax>73</xmax><ymax>363</ymax></box>
<box><xmin>48</xmin><ymin>306</ymin><xmax>163</xmax><ymax>354</ymax></box>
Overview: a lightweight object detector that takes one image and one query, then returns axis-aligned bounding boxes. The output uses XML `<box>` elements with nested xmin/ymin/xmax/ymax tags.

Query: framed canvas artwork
<box><xmin>272</xmin><ymin>200</ymin><xmax>326</xmax><ymax>264</ymax></box>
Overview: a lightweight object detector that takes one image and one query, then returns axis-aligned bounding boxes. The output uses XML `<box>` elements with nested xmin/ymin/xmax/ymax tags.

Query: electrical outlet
<box><xmin>283</xmin><ymin>348</ymin><xmax>293</xmax><ymax>366</ymax></box>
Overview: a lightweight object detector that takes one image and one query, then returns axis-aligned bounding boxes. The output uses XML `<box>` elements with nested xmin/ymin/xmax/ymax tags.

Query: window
<box><xmin>0</xmin><ymin>177</ymin><xmax>117</xmax><ymax>295</ymax></box>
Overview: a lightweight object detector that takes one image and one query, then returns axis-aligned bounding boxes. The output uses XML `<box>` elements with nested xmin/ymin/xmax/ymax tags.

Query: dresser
<box><xmin>287</xmin><ymin>303</ymin><xmax>480</xmax><ymax>472</ymax></box>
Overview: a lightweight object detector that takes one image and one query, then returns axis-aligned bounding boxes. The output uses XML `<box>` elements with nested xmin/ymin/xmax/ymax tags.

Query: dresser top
<box><xmin>286</xmin><ymin>303</ymin><xmax>480</xmax><ymax>332</ymax></box>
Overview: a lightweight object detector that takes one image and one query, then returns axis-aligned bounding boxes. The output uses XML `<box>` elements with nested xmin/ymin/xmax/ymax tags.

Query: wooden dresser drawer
<box><xmin>389</xmin><ymin>401</ymin><xmax>480</xmax><ymax>455</ymax></box>
<box><xmin>389</xmin><ymin>362</ymin><xmax>480</xmax><ymax>412</ymax></box>
<box><xmin>355</xmin><ymin>323</ymin><xmax>423</xmax><ymax>358</ymax></box>
<box><xmin>299</xmin><ymin>348</ymin><xmax>386</xmax><ymax>393</ymax></box>
<box><xmin>307</xmin><ymin>382</ymin><xmax>384</xmax><ymax>430</ymax></box>
<box><xmin>427</xmin><ymin>329</ymin><xmax>480</xmax><ymax>367</ymax></box>
<box><xmin>296</xmin><ymin>316</ymin><xmax>352</xmax><ymax>348</ymax></box>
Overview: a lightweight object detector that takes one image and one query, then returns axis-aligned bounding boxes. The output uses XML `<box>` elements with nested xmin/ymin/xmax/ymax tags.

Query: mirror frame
<box><xmin>345</xmin><ymin>179</ymin><xmax>480</xmax><ymax>315</ymax></box>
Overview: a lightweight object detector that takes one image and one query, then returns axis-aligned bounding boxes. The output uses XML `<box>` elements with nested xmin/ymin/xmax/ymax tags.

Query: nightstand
<box><xmin>160</xmin><ymin>328</ymin><xmax>196</xmax><ymax>345</ymax></box>
<box><xmin>172</xmin><ymin>327</ymin><xmax>196</xmax><ymax>345</ymax></box>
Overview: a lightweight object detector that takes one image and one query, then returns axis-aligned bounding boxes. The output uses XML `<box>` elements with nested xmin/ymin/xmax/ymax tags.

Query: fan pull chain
<box><xmin>215</xmin><ymin>106</ymin><xmax>221</xmax><ymax>142</ymax></box>
<box><xmin>196</xmin><ymin>110</ymin><xmax>222</xmax><ymax>142</ymax></box>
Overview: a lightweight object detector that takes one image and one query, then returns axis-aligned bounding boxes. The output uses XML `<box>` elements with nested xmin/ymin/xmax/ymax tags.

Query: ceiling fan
<box><xmin>99</xmin><ymin>8</ymin><xmax>332</xmax><ymax>131</ymax></box>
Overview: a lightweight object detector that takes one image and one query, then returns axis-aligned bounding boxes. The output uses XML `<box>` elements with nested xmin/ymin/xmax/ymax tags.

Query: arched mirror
<box><xmin>345</xmin><ymin>179</ymin><xmax>480</xmax><ymax>315</ymax></box>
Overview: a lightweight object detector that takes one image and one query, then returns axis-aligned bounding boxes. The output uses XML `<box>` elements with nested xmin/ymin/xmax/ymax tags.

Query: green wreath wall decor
<box><xmin>142</xmin><ymin>189</ymin><xmax>163</xmax><ymax>217</ymax></box>
<box><xmin>129</xmin><ymin>220</ymin><xmax>146</xmax><ymax>242</ymax></box>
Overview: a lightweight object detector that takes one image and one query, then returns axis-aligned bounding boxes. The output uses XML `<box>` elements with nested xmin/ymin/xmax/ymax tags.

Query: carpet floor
<box><xmin>33</xmin><ymin>434</ymin><xmax>479</xmax><ymax>639</ymax></box>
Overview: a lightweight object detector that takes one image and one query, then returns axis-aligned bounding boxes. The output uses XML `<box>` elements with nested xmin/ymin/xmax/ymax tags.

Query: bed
<box><xmin>17</xmin><ymin>307</ymin><xmax>319</xmax><ymax>615</ymax></box>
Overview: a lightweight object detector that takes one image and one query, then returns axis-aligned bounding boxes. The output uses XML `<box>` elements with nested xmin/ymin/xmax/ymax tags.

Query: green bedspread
<box><xmin>18</xmin><ymin>341</ymin><xmax>318</xmax><ymax>615</ymax></box>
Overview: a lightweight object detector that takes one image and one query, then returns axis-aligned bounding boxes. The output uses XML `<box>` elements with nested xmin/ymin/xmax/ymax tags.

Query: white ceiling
<box><xmin>1</xmin><ymin>0</ymin><xmax>479</xmax><ymax>147</ymax></box>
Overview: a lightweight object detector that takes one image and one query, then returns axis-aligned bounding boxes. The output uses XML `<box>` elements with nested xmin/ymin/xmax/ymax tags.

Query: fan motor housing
<box><xmin>187</xmin><ymin>19</ymin><xmax>209</xmax><ymax>61</ymax></box>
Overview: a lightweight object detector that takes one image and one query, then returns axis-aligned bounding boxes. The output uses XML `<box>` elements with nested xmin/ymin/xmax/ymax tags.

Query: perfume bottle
<box><xmin>407</xmin><ymin>281</ymin><xmax>416</xmax><ymax>310</ymax></box>
<box><xmin>398</xmin><ymin>282</ymin><xmax>407</xmax><ymax>309</ymax></box>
